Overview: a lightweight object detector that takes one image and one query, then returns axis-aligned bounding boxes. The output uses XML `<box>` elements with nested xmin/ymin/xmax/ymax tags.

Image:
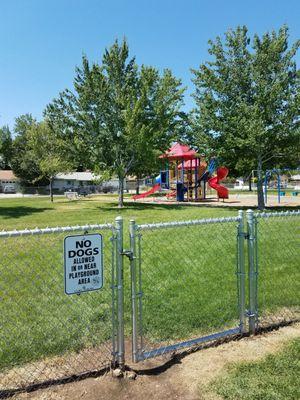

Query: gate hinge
<box><xmin>121</xmin><ymin>250</ymin><xmax>134</xmax><ymax>261</ymax></box>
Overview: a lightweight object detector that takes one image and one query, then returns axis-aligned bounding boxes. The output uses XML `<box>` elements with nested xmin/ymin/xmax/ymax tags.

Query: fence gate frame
<box><xmin>122</xmin><ymin>209</ymin><xmax>299</xmax><ymax>364</ymax></box>
<box><xmin>126</xmin><ymin>213</ymin><xmax>246</xmax><ymax>363</ymax></box>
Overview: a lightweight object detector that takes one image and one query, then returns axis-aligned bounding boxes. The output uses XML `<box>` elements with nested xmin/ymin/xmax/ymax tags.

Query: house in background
<box><xmin>233</xmin><ymin>177</ymin><xmax>246</xmax><ymax>190</ymax></box>
<box><xmin>290</xmin><ymin>174</ymin><xmax>300</xmax><ymax>190</ymax></box>
<box><xmin>0</xmin><ymin>170</ymin><xmax>126</xmax><ymax>195</ymax></box>
<box><xmin>268</xmin><ymin>174</ymin><xmax>289</xmax><ymax>189</ymax></box>
<box><xmin>233</xmin><ymin>177</ymin><xmax>255</xmax><ymax>190</ymax></box>
<box><xmin>126</xmin><ymin>176</ymin><xmax>150</xmax><ymax>192</ymax></box>
<box><xmin>0</xmin><ymin>170</ymin><xmax>19</xmax><ymax>193</ymax></box>
<box><xmin>52</xmin><ymin>172</ymin><xmax>121</xmax><ymax>193</ymax></box>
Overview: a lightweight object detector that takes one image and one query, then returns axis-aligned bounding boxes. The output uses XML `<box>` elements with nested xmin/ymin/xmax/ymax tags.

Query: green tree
<box><xmin>11</xmin><ymin>114</ymin><xmax>45</xmax><ymax>186</ymax></box>
<box><xmin>192</xmin><ymin>25</ymin><xmax>300</xmax><ymax>209</ymax></box>
<box><xmin>0</xmin><ymin>125</ymin><xmax>13</xmax><ymax>169</ymax></box>
<box><xmin>27</xmin><ymin>121</ymin><xmax>73</xmax><ymax>202</ymax></box>
<box><xmin>45</xmin><ymin>39</ymin><xmax>184</xmax><ymax>207</ymax></box>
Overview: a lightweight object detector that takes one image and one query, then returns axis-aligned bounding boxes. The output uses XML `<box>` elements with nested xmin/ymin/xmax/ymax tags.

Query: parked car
<box><xmin>3</xmin><ymin>184</ymin><xmax>16</xmax><ymax>193</ymax></box>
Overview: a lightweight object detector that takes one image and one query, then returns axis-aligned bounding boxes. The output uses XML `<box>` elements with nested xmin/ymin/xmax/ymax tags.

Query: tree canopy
<box><xmin>192</xmin><ymin>25</ymin><xmax>300</xmax><ymax>208</ymax></box>
<box><xmin>0</xmin><ymin>125</ymin><xmax>13</xmax><ymax>169</ymax></box>
<box><xmin>10</xmin><ymin>114</ymin><xmax>46</xmax><ymax>186</ymax></box>
<box><xmin>45</xmin><ymin>39</ymin><xmax>185</xmax><ymax>206</ymax></box>
<box><xmin>26</xmin><ymin>121</ymin><xmax>73</xmax><ymax>201</ymax></box>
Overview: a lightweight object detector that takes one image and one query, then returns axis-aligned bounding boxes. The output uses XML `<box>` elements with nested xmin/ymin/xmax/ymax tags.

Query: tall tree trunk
<box><xmin>50</xmin><ymin>177</ymin><xmax>53</xmax><ymax>203</ymax></box>
<box><xmin>135</xmin><ymin>178</ymin><xmax>140</xmax><ymax>195</ymax></box>
<box><xmin>257</xmin><ymin>156</ymin><xmax>265</xmax><ymax>210</ymax></box>
<box><xmin>118</xmin><ymin>176</ymin><xmax>124</xmax><ymax>208</ymax></box>
<box><xmin>248</xmin><ymin>175</ymin><xmax>252</xmax><ymax>191</ymax></box>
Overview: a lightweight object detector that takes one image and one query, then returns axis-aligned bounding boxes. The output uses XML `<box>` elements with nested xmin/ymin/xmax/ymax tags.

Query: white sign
<box><xmin>64</xmin><ymin>233</ymin><xmax>103</xmax><ymax>295</ymax></box>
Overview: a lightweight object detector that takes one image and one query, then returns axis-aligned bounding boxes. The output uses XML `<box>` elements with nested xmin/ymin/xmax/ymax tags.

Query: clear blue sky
<box><xmin>0</xmin><ymin>0</ymin><xmax>299</xmax><ymax>129</ymax></box>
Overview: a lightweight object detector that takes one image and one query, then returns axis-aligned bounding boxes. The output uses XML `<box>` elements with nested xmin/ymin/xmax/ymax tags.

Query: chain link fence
<box><xmin>0</xmin><ymin>224</ymin><xmax>117</xmax><ymax>392</ymax></box>
<box><xmin>0</xmin><ymin>210</ymin><xmax>299</xmax><ymax>393</ymax></box>
<box><xmin>253</xmin><ymin>211</ymin><xmax>300</xmax><ymax>329</ymax></box>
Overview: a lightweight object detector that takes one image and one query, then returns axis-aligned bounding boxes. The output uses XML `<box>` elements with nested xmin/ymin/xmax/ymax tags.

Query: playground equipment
<box><xmin>208</xmin><ymin>167</ymin><xmax>229</xmax><ymax>200</ymax></box>
<box><xmin>132</xmin><ymin>183</ymin><xmax>160</xmax><ymax>200</ymax></box>
<box><xmin>264</xmin><ymin>168</ymin><xmax>300</xmax><ymax>204</ymax></box>
<box><xmin>159</xmin><ymin>143</ymin><xmax>210</xmax><ymax>201</ymax></box>
<box><xmin>132</xmin><ymin>142</ymin><xmax>230</xmax><ymax>202</ymax></box>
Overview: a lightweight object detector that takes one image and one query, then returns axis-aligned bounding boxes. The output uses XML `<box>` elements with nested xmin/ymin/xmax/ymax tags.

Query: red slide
<box><xmin>208</xmin><ymin>167</ymin><xmax>229</xmax><ymax>199</ymax></box>
<box><xmin>132</xmin><ymin>184</ymin><xmax>160</xmax><ymax>200</ymax></box>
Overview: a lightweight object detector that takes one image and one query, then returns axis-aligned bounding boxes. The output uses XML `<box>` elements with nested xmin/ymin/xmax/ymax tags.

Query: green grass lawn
<box><xmin>0</xmin><ymin>196</ymin><xmax>239</xmax><ymax>372</ymax></box>
<box><xmin>0</xmin><ymin>195</ymin><xmax>237</xmax><ymax>230</ymax></box>
<box><xmin>212</xmin><ymin>338</ymin><xmax>300</xmax><ymax>400</ymax></box>
<box><xmin>0</xmin><ymin>196</ymin><xmax>299</xmax><ymax>374</ymax></box>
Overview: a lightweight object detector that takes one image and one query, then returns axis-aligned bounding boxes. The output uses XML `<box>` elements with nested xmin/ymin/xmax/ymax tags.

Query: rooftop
<box><xmin>0</xmin><ymin>170</ymin><xmax>17</xmax><ymax>181</ymax></box>
<box><xmin>160</xmin><ymin>143</ymin><xmax>199</xmax><ymax>160</ymax></box>
<box><xmin>55</xmin><ymin>172</ymin><xmax>100</xmax><ymax>181</ymax></box>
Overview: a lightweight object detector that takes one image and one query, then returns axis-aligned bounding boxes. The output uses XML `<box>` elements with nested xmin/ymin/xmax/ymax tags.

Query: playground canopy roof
<box><xmin>160</xmin><ymin>143</ymin><xmax>198</xmax><ymax>160</ymax></box>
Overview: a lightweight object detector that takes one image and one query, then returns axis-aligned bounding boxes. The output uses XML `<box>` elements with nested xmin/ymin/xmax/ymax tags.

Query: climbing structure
<box><xmin>159</xmin><ymin>143</ymin><xmax>207</xmax><ymax>201</ymax></box>
<box><xmin>132</xmin><ymin>142</ymin><xmax>230</xmax><ymax>202</ymax></box>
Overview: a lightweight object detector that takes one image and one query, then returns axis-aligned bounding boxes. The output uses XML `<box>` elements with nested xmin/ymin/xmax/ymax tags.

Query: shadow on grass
<box><xmin>265</xmin><ymin>205</ymin><xmax>300</xmax><ymax>211</ymax></box>
<box><xmin>97</xmin><ymin>201</ymin><xmax>300</xmax><ymax>213</ymax></box>
<box><xmin>96</xmin><ymin>202</ymin><xmax>189</xmax><ymax>212</ymax></box>
<box><xmin>188</xmin><ymin>204</ymin><xmax>300</xmax><ymax>212</ymax></box>
<box><xmin>0</xmin><ymin>206</ymin><xmax>52</xmax><ymax>219</ymax></box>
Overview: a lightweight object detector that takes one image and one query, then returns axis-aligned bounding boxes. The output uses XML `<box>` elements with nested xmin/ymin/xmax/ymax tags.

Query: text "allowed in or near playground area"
<box><xmin>64</xmin><ymin>233</ymin><xmax>103</xmax><ymax>295</ymax></box>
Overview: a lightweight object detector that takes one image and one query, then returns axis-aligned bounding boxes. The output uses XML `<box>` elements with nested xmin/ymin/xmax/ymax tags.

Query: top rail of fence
<box><xmin>137</xmin><ymin>216</ymin><xmax>241</xmax><ymax>231</ymax></box>
<box><xmin>254</xmin><ymin>210</ymin><xmax>300</xmax><ymax>219</ymax></box>
<box><xmin>0</xmin><ymin>223</ymin><xmax>114</xmax><ymax>238</ymax></box>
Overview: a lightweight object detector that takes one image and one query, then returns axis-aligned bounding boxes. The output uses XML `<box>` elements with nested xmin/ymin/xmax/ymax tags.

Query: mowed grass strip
<box><xmin>212</xmin><ymin>338</ymin><xmax>300</xmax><ymax>400</ymax></box>
<box><xmin>0</xmin><ymin>196</ymin><xmax>299</xmax><ymax>370</ymax></box>
<box><xmin>0</xmin><ymin>195</ymin><xmax>236</xmax><ymax>231</ymax></box>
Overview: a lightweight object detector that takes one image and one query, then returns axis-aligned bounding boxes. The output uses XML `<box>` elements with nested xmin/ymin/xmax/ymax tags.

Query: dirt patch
<box><xmin>0</xmin><ymin>344</ymin><xmax>112</xmax><ymax>391</ymax></box>
<box><xmin>131</xmin><ymin>193</ymin><xmax>300</xmax><ymax>208</ymax></box>
<box><xmin>12</xmin><ymin>323</ymin><xmax>300</xmax><ymax>400</ymax></box>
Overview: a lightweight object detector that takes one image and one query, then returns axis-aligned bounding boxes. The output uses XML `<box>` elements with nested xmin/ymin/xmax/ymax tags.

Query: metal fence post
<box><xmin>237</xmin><ymin>210</ymin><xmax>246</xmax><ymax>333</ymax></box>
<box><xmin>115</xmin><ymin>216</ymin><xmax>125</xmax><ymax>367</ymax></box>
<box><xmin>111</xmin><ymin>232</ymin><xmax>117</xmax><ymax>367</ymax></box>
<box><xmin>129</xmin><ymin>220</ymin><xmax>139</xmax><ymax>363</ymax></box>
<box><xmin>246</xmin><ymin>209</ymin><xmax>258</xmax><ymax>334</ymax></box>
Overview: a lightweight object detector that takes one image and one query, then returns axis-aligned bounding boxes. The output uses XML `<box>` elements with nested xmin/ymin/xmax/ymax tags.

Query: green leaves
<box><xmin>10</xmin><ymin>116</ymin><xmax>73</xmax><ymax>200</ymax></box>
<box><xmin>0</xmin><ymin>125</ymin><xmax>13</xmax><ymax>169</ymax></box>
<box><xmin>45</xmin><ymin>39</ymin><xmax>184</xmax><ymax>206</ymax></box>
<box><xmin>192</xmin><ymin>25</ymin><xmax>300</xmax><ymax>177</ymax></box>
<box><xmin>10</xmin><ymin>114</ymin><xmax>44</xmax><ymax>186</ymax></box>
<box><xmin>27</xmin><ymin>121</ymin><xmax>73</xmax><ymax>181</ymax></box>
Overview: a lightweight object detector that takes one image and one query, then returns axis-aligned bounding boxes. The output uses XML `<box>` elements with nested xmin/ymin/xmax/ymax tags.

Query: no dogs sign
<box><xmin>64</xmin><ymin>233</ymin><xmax>103</xmax><ymax>295</ymax></box>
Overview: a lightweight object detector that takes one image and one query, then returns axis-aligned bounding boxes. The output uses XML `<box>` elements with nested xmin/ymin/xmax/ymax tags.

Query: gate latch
<box><xmin>121</xmin><ymin>250</ymin><xmax>134</xmax><ymax>261</ymax></box>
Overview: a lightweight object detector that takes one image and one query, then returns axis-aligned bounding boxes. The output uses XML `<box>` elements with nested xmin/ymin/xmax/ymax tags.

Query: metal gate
<box><xmin>128</xmin><ymin>213</ymin><xmax>245</xmax><ymax>362</ymax></box>
<box><xmin>125</xmin><ymin>209</ymin><xmax>300</xmax><ymax>363</ymax></box>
